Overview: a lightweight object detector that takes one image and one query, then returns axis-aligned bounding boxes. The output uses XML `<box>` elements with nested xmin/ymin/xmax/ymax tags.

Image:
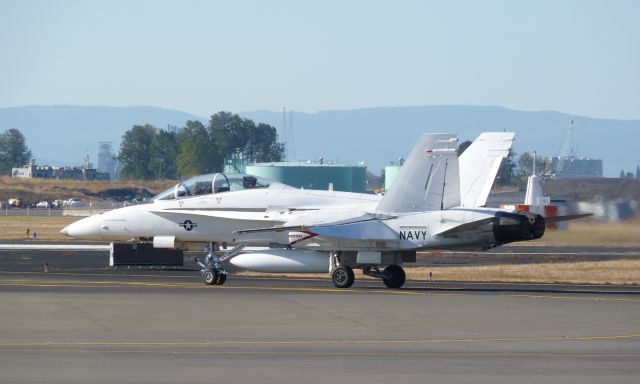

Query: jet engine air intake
<box><xmin>492</xmin><ymin>211</ymin><xmax>545</xmax><ymax>245</ymax></box>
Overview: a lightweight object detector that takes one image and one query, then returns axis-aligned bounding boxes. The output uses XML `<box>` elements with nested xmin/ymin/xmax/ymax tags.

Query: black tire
<box><xmin>382</xmin><ymin>265</ymin><xmax>406</xmax><ymax>289</ymax></box>
<box><xmin>216</xmin><ymin>272</ymin><xmax>227</xmax><ymax>285</ymax></box>
<box><xmin>332</xmin><ymin>265</ymin><xmax>355</xmax><ymax>288</ymax></box>
<box><xmin>202</xmin><ymin>269</ymin><xmax>218</xmax><ymax>285</ymax></box>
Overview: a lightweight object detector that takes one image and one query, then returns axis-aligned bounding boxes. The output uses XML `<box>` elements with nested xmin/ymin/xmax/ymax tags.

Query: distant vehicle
<box><xmin>36</xmin><ymin>201</ymin><xmax>51</xmax><ymax>208</ymax></box>
<box><xmin>8</xmin><ymin>198</ymin><xmax>23</xmax><ymax>208</ymax></box>
<box><xmin>63</xmin><ymin>198</ymin><xmax>82</xmax><ymax>207</ymax></box>
<box><xmin>52</xmin><ymin>200</ymin><xmax>63</xmax><ymax>208</ymax></box>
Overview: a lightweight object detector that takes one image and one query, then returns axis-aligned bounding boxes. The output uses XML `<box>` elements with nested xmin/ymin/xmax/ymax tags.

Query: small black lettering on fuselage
<box><xmin>399</xmin><ymin>230</ymin><xmax>429</xmax><ymax>241</ymax></box>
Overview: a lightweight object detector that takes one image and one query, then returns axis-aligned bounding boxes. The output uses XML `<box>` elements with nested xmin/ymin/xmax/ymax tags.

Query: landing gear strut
<box><xmin>196</xmin><ymin>242</ymin><xmax>246</xmax><ymax>286</ymax></box>
<box><xmin>196</xmin><ymin>242</ymin><xmax>227</xmax><ymax>285</ymax></box>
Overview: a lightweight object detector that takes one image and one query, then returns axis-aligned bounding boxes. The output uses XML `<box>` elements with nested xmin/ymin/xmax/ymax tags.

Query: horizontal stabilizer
<box><xmin>433</xmin><ymin>217</ymin><xmax>496</xmax><ymax>236</ymax></box>
<box><xmin>544</xmin><ymin>213</ymin><xmax>593</xmax><ymax>223</ymax></box>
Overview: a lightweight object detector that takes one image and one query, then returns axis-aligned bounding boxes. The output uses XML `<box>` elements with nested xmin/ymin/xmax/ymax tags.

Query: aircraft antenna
<box><xmin>440</xmin><ymin>158</ymin><xmax>448</xmax><ymax>210</ymax></box>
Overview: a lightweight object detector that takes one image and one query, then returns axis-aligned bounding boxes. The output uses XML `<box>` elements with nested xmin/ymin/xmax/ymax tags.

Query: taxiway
<box><xmin>0</xmin><ymin>247</ymin><xmax>638</xmax><ymax>383</ymax></box>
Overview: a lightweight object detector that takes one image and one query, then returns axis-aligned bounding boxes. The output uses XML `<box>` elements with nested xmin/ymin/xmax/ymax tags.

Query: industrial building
<box><xmin>11</xmin><ymin>158</ymin><xmax>109</xmax><ymax>181</ymax></box>
<box><xmin>97</xmin><ymin>142</ymin><xmax>119</xmax><ymax>180</ymax></box>
<box><xmin>551</xmin><ymin>156</ymin><xmax>603</xmax><ymax>179</ymax></box>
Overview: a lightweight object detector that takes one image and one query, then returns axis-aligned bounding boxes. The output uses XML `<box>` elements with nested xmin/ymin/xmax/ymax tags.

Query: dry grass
<box><xmin>0</xmin><ymin>176</ymin><xmax>175</xmax><ymax>202</ymax></box>
<box><xmin>408</xmin><ymin>259</ymin><xmax>640</xmax><ymax>285</ymax></box>
<box><xmin>237</xmin><ymin>259</ymin><xmax>640</xmax><ymax>285</ymax></box>
<box><xmin>0</xmin><ymin>216</ymin><xmax>78</xmax><ymax>241</ymax></box>
<box><xmin>525</xmin><ymin>218</ymin><xmax>640</xmax><ymax>247</ymax></box>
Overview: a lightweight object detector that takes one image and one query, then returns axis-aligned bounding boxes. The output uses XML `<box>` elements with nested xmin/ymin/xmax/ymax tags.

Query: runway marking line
<box><xmin>1</xmin><ymin>348</ymin><xmax>640</xmax><ymax>358</ymax></box>
<box><xmin>1</xmin><ymin>333</ymin><xmax>639</xmax><ymax>348</ymax></box>
<box><xmin>3</xmin><ymin>269</ymin><xmax>640</xmax><ymax>289</ymax></box>
<box><xmin>0</xmin><ymin>278</ymin><xmax>425</xmax><ymax>295</ymax></box>
<box><xmin>2</xmin><ymin>278</ymin><xmax>640</xmax><ymax>300</ymax></box>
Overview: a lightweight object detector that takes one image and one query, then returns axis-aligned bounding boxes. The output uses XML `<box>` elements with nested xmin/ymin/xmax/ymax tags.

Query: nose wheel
<box><xmin>202</xmin><ymin>268</ymin><xmax>218</xmax><ymax>285</ymax></box>
<box><xmin>201</xmin><ymin>268</ymin><xmax>227</xmax><ymax>285</ymax></box>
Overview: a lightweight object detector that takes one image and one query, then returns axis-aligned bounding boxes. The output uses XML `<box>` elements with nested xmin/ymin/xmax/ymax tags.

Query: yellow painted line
<box><xmin>1</xmin><ymin>348</ymin><xmax>639</xmax><ymax>358</ymax></box>
<box><xmin>1</xmin><ymin>333</ymin><xmax>639</xmax><ymax>348</ymax></box>
<box><xmin>3</xmin><ymin>270</ymin><xmax>640</xmax><ymax>290</ymax></box>
<box><xmin>0</xmin><ymin>279</ymin><xmax>425</xmax><ymax>295</ymax></box>
<box><xmin>1</xmin><ymin>278</ymin><xmax>637</xmax><ymax>299</ymax></box>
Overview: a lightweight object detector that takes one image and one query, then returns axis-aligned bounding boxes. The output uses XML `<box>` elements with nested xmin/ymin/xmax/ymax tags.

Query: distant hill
<box><xmin>0</xmin><ymin>105</ymin><xmax>203</xmax><ymax>166</ymax></box>
<box><xmin>241</xmin><ymin>106</ymin><xmax>640</xmax><ymax>177</ymax></box>
<box><xmin>1</xmin><ymin>105</ymin><xmax>637</xmax><ymax>176</ymax></box>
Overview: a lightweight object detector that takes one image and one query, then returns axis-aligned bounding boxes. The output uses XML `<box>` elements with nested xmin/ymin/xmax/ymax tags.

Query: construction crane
<box><xmin>556</xmin><ymin>120</ymin><xmax>578</xmax><ymax>175</ymax></box>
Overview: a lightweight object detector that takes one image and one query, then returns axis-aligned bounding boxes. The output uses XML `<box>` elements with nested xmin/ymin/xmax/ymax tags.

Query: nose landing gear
<box><xmin>196</xmin><ymin>242</ymin><xmax>246</xmax><ymax>286</ymax></box>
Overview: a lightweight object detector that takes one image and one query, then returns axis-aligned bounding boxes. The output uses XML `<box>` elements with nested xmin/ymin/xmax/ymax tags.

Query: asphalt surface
<box><xmin>1</xmin><ymin>242</ymin><xmax>639</xmax><ymax>271</ymax></box>
<box><xmin>0</xmin><ymin>247</ymin><xmax>639</xmax><ymax>383</ymax></box>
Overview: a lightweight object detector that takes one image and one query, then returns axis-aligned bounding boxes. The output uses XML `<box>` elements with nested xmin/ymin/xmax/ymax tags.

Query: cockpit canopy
<box><xmin>154</xmin><ymin>173</ymin><xmax>279</xmax><ymax>201</ymax></box>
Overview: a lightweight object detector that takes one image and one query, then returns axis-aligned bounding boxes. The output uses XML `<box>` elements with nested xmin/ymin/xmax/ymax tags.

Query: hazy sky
<box><xmin>1</xmin><ymin>0</ymin><xmax>638</xmax><ymax>119</ymax></box>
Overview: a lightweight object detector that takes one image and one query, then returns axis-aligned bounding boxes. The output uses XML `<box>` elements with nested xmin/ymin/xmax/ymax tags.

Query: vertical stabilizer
<box><xmin>377</xmin><ymin>133</ymin><xmax>459</xmax><ymax>213</ymax></box>
<box><xmin>459</xmin><ymin>132</ymin><xmax>515</xmax><ymax>207</ymax></box>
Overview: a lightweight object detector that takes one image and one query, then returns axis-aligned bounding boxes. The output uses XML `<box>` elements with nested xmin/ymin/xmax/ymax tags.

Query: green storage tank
<box><xmin>246</xmin><ymin>162</ymin><xmax>367</xmax><ymax>193</ymax></box>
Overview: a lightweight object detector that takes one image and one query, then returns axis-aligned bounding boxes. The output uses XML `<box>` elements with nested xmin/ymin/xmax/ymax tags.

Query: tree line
<box><xmin>0</xmin><ymin>129</ymin><xmax>31</xmax><ymax>176</ymax></box>
<box><xmin>118</xmin><ymin>111</ymin><xmax>285</xmax><ymax>180</ymax></box>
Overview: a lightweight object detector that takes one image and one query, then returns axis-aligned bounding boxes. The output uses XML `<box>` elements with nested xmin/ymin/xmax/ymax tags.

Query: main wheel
<box><xmin>202</xmin><ymin>269</ymin><xmax>218</xmax><ymax>285</ymax></box>
<box><xmin>332</xmin><ymin>265</ymin><xmax>355</xmax><ymax>288</ymax></box>
<box><xmin>382</xmin><ymin>265</ymin><xmax>406</xmax><ymax>289</ymax></box>
<box><xmin>216</xmin><ymin>272</ymin><xmax>227</xmax><ymax>285</ymax></box>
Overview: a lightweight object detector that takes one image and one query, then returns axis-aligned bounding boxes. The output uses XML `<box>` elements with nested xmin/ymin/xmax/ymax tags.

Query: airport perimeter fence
<box><xmin>2</xmin><ymin>202</ymin><xmax>124</xmax><ymax>217</ymax></box>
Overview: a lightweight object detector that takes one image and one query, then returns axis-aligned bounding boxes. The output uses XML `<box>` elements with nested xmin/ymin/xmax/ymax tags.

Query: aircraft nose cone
<box><xmin>60</xmin><ymin>216</ymin><xmax>102</xmax><ymax>239</ymax></box>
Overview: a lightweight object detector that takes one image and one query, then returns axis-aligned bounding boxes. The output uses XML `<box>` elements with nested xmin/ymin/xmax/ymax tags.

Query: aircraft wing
<box><xmin>236</xmin><ymin>213</ymin><xmax>399</xmax><ymax>241</ymax></box>
<box><xmin>307</xmin><ymin>219</ymin><xmax>399</xmax><ymax>241</ymax></box>
<box><xmin>149</xmin><ymin>208</ymin><xmax>289</xmax><ymax>224</ymax></box>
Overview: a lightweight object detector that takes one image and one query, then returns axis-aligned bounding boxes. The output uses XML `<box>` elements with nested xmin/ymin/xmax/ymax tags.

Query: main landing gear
<box><xmin>330</xmin><ymin>264</ymin><xmax>406</xmax><ymax>289</ymax></box>
<box><xmin>330</xmin><ymin>252</ymin><xmax>406</xmax><ymax>289</ymax></box>
<box><xmin>380</xmin><ymin>265</ymin><xmax>406</xmax><ymax>289</ymax></box>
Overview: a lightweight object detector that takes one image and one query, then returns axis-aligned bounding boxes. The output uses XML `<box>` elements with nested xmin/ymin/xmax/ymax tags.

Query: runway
<box><xmin>1</xmin><ymin>247</ymin><xmax>639</xmax><ymax>383</ymax></box>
